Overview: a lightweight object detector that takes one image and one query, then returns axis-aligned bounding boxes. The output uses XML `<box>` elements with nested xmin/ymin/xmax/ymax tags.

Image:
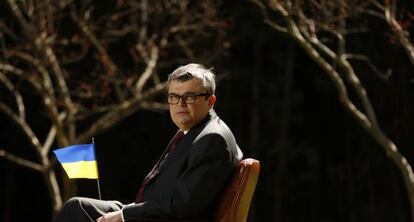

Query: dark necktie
<box><xmin>135</xmin><ymin>131</ymin><xmax>185</xmax><ymax>203</ymax></box>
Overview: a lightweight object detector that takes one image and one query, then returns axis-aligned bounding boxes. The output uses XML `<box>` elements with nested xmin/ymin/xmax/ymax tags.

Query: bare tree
<box><xmin>250</xmin><ymin>0</ymin><xmax>414</xmax><ymax>220</ymax></box>
<box><xmin>0</xmin><ymin>0</ymin><xmax>230</xmax><ymax>218</ymax></box>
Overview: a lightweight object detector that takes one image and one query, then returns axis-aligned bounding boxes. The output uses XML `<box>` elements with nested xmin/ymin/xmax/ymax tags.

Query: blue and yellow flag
<box><xmin>53</xmin><ymin>144</ymin><xmax>99</xmax><ymax>179</ymax></box>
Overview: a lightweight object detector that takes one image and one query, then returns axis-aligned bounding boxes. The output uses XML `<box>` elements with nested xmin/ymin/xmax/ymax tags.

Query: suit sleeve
<box><xmin>122</xmin><ymin>133</ymin><xmax>235</xmax><ymax>220</ymax></box>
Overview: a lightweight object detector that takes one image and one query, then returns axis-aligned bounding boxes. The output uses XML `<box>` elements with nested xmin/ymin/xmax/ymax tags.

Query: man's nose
<box><xmin>178</xmin><ymin>98</ymin><xmax>187</xmax><ymax>106</ymax></box>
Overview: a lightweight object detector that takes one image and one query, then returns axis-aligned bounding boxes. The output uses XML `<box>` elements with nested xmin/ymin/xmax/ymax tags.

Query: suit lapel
<box><xmin>153</xmin><ymin>109</ymin><xmax>217</xmax><ymax>176</ymax></box>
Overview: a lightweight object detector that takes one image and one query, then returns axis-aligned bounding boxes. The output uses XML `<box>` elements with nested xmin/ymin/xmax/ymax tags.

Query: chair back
<box><xmin>212</xmin><ymin>158</ymin><xmax>260</xmax><ymax>222</ymax></box>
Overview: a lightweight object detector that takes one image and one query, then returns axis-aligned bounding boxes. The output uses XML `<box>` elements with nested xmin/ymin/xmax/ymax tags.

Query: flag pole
<box><xmin>92</xmin><ymin>137</ymin><xmax>102</xmax><ymax>200</ymax></box>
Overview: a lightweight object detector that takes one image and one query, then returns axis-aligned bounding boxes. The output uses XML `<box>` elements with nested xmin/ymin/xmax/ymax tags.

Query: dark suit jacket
<box><xmin>123</xmin><ymin>109</ymin><xmax>243</xmax><ymax>221</ymax></box>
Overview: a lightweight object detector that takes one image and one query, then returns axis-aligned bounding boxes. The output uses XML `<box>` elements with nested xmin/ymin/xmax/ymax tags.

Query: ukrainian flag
<box><xmin>53</xmin><ymin>144</ymin><xmax>99</xmax><ymax>179</ymax></box>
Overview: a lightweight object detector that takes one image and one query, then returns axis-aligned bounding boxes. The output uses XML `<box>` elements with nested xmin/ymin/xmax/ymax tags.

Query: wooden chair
<box><xmin>126</xmin><ymin>158</ymin><xmax>260</xmax><ymax>222</ymax></box>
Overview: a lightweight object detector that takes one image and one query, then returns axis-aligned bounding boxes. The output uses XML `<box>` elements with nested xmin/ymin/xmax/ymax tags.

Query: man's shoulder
<box><xmin>201</xmin><ymin>112</ymin><xmax>233</xmax><ymax>134</ymax></box>
<box><xmin>188</xmin><ymin>109</ymin><xmax>237</xmax><ymax>145</ymax></box>
<box><xmin>195</xmin><ymin>113</ymin><xmax>239</xmax><ymax>148</ymax></box>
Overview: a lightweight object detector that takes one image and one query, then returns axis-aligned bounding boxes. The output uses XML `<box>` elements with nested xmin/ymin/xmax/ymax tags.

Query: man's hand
<box><xmin>96</xmin><ymin>210</ymin><xmax>122</xmax><ymax>222</ymax></box>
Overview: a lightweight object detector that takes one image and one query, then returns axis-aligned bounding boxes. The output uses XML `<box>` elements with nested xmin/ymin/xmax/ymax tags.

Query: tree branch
<box><xmin>76</xmin><ymin>82</ymin><xmax>167</xmax><ymax>143</ymax></box>
<box><xmin>0</xmin><ymin>102</ymin><xmax>43</xmax><ymax>159</ymax></box>
<box><xmin>135</xmin><ymin>43</ymin><xmax>159</xmax><ymax>93</ymax></box>
<box><xmin>42</xmin><ymin>125</ymin><xmax>57</xmax><ymax>156</ymax></box>
<box><xmin>384</xmin><ymin>1</ymin><xmax>414</xmax><ymax>67</ymax></box>
<box><xmin>259</xmin><ymin>1</ymin><xmax>414</xmax><ymax>220</ymax></box>
<box><xmin>0</xmin><ymin>72</ymin><xmax>25</xmax><ymax>119</ymax></box>
<box><xmin>0</xmin><ymin>149</ymin><xmax>45</xmax><ymax>172</ymax></box>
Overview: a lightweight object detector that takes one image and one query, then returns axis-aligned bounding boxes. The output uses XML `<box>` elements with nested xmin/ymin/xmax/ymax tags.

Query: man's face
<box><xmin>168</xmin><ymin>78</ymin><xmax>216</xmax><ymax>131</ymax></box>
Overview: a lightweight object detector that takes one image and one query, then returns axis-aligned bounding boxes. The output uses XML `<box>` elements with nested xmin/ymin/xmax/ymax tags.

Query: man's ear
<box><xmin>208</xmin><ymin>95</ymin><xmax>216</xmax><ymax>107</ymax></box>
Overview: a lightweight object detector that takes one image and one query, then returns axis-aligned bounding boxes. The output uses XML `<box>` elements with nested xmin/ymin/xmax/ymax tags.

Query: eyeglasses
<box><xmin>167</xmin><ymin>92</ymin><xmax>210</xmax><ymax>104</ymax></box>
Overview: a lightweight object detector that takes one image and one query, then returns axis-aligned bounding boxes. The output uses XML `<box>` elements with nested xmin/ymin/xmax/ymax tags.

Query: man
<box><xmin>54</xmin><ymin>63</ymin><xmax>243</xmax><ymax>222</ymax></box>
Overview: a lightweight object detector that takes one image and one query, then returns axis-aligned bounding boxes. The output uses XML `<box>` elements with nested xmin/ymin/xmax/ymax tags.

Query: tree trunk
<box><xmin>43</xmin><ymin>167</ymin><xmax>63</xmax><ymax>219</ymax></box>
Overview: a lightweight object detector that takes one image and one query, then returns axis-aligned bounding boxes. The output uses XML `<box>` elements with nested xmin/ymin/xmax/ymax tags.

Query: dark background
<box><xmin>1</xmin><ymin>1</ymin><xmax>414</xmax><ymax>222</ymax></box>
